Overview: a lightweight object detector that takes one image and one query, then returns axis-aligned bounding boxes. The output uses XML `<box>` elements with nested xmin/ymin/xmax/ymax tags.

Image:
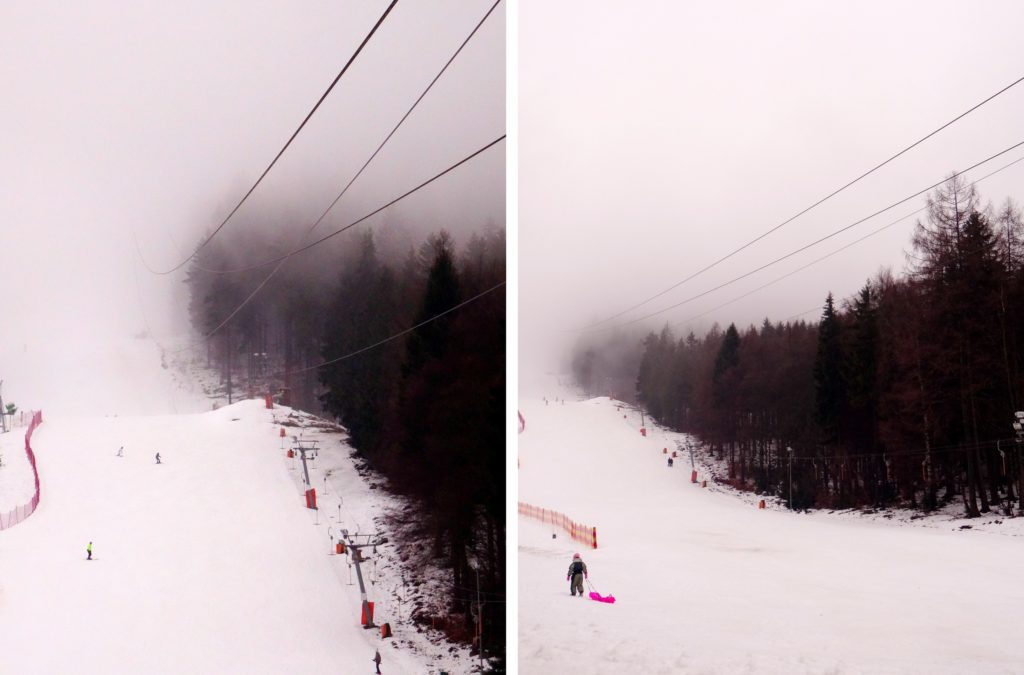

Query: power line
<box><xmin>192</xmin><ymin>0</ymin><xmax>502</xmax><ymax>276</ymax></box>
<box><xmin>286</xmin><ymin>280</ymin><xmax>505</xmax><ymax>377</ymax></box>
<box><xmin>175</xmin><ymin>0</ymin><xmax>502</xmax><ymax>350</ymax></box>
<box><xmin>668</xmin><ymin>206</ymin><xmax>927</xmax><ymax>329</ymax></box>
<box><xmin>590</xmin><ymin>139</ymin><xmax>1024</xmax><ymax>331</ymax></box>
<box><xmin>137</xmin><ymin>0</ymin><xmax>399</xmax><ymax>276</ymax></box>
<box><xmin>784</xmin><ymin>306</ymin><xmax>824</xmax><ymax>323</ymax></box>
<box><xmin>579</xmin><ymin>74</ymin><xmax>1024</xmax><ymax>330</ymax></box>
<box><xmin>197</xmin><ymin>135</ymin><xmax>506</xmax><ymax>276</ymax></box>
<box><xmin>129</xmin><ymin>231</ymin><xmax>181</xmax><ymax>414</ymax></box>
<box><xmin>670</xmin><ymin>154</ymin><xmax>1024</xmax><ymax>332</ymax></box>
<box><xmin>185</xmin><ymin>135</ymin><xmax>505</xmax><ymax>350</ymax></box>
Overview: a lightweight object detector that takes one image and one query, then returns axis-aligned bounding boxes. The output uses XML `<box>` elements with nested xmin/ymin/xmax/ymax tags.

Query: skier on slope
<box><xmin>116</xmin><ymin>446</ymin><xmax>123</xmax><ymax>457</ymax></box>
<box><xmin>155</xmin><ymin>452</ymin><xmax>161</xmax><ymax>464</ymax></box>
<box><xmin>372</xmin><ymin>648</ymin><xmax>382</xmax><ymax>674</ymax></box>
<box><xmin>86</xmin><ymin>541</ymin><xmax>92</xmax><ymax>560</ymax></box>
<box><xmin>567</xmin><ymin>552</ymin><xmax>588</xmax><ymax>597</ymax></box>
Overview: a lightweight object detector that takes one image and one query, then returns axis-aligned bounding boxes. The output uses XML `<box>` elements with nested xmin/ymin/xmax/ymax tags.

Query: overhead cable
<box><xmin>671</xmin><ymin>154</ymin><xmax>1024</xmax><ymax>331</ymax></box>
<box><xmin>138</xmin><ymin>0</ymin><xmax>399</xmax><ymax>276</ymax></box>
<box><xmin>179</xmin><ymin>135</ymin><xmax>505</xmax><ymax>350</ymax></box>
<box><xmin>199</xmin><ymin>135</ymin><xmax>506</xmax><ymax>275</ymax></box>
<box><xmin>588</xmin><ymin>139</ymin><xmax>1024</xmax><ymax>331</ymax></box>
<box><xmin>193</xmin><ymin>0</ymin><xmax>503</xmax><ymax>276</ymax></box>
<box><xmin>180</xmin><ymin>0</ymin><xmax>503</xmax><ymax>350</ymax></box>
<box><xmin>579</xmin><ymin>74</ymin><xmax>1024</xmax><ymax>330</ymax></box>
<box><xmin>285</xmin><ymin>281</ymin><xmax>506</xmax><ymax>377</ymax></box>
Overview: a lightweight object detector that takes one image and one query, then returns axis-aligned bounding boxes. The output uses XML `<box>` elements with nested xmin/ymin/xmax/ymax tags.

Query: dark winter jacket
<box><xmin>567</xmin><ymin>559</ymin><xmax>588</xmax><ymax>580</ymax></box>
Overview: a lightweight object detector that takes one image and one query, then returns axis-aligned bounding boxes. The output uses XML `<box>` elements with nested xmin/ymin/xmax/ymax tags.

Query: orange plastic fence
<box><xmin>0</xmin><ymin>410</ymin><xmax>43</xmax><ymax>530</ymax></box>
<box><xmin>518</xmin><ymin>502</ymin><xmax>598</xmax><ymax>549</ymax></box>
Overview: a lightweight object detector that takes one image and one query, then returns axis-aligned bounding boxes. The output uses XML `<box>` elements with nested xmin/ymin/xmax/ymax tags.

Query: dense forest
<box><xmin>184</xmin><ymin>221</ymin><xmax>505</xmax><ymax>662</ymax></box>
<box><xmin>578</xmin><ymin>178</ymin><xmax>1024</xmax><ymax>517</ymax></box>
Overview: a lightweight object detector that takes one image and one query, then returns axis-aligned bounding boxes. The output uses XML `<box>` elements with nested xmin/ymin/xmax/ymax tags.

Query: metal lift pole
<box><xmin>299</xmin><ymin>448</ymin><xmax>311</xmax><ymax>486</ymax></box>
<box><xmin>341</xmin><ymin>530</ymin><xmax>388</xmax><ymax>629</ymax></box>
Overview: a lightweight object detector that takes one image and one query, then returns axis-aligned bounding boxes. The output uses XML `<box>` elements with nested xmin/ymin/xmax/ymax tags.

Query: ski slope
<box><xmin>0</xmin><ymin>337</ymin><xmax>469</xmax><ymax>674</ymax></box>
<box><xmin>518</xmin><ymin>385</ymin><xmax>1024</xmax><ymax>674</ymax></box>
<box><xmin>0</xmin><ymin>334</ymin><xmax>209</xmax><ymax>418</ymax></box>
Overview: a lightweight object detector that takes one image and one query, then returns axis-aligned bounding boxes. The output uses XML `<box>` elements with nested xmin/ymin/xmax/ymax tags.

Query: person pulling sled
<box><xmin>567</xmin><ymin>552</ymin><xmax>588</xmax><ymax>597</ymax></box>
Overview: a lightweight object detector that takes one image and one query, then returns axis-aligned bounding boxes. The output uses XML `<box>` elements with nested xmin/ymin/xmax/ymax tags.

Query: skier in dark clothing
<box><xmin>372</xmin><ymin>649</ymin><xmax>382</xmax><ymax>673</ymax></box>
<box><xmin>567</xmin><ymin>552</ymin><xmax>588</xmax><ymax>596</ymax></box>
<box><xmin>667</xmin><ymin>456</ymin><xmax>674</xmax><ymax>467</ymax></box>
<box><xmin>155</xmin><ymin>452</ymin><xmax>161</xmax><ymax>464</ymax></box>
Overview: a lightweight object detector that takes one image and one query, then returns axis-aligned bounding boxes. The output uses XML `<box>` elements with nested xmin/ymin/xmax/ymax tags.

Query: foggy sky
<box><xmin>519</xmin><ymin>1</ymin><xmax>1024</xmax><ymax>388</ymax></box>
<box><xmin>1</xmin><ymin>0</ymin><xmax>505</xmax><ymax>353</ymax></box>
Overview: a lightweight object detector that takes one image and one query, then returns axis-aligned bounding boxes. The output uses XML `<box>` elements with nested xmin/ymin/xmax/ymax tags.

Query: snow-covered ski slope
<box><xmin>0</xmin><ymin>337</ymin><xmax>467</xmax><ymax>674</ymax></box>
<box><xmin>0</xmin><ymin>334</ymin><xmax>209</xmax><ymax>418</ymax></box>
<box><xmin>518</xmin><ymin>384</ymin><xmax>1024</xmax><ymax>675</ymax></box>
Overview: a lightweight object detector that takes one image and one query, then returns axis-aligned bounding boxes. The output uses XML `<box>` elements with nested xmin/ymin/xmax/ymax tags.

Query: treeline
<box><xmin>184</xmin><ymin>223</ymin><xmax>505</xmax><ymax>659</ymax></box>
<box><xmin>571</xmin><ymin>328</ymin><xmax>646</xmax><ymax>404</ymax></box>
<box><xmin>625</xmin><ymin>177</ymin><xmax>1024</xmax><ymax>516</ymax></box>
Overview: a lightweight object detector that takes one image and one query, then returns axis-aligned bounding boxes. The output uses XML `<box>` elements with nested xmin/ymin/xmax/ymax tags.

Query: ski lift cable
<box><xmin>135</xmin><ymin>0</ymin><xmax>399</xmax><ymax>276</ymax></box>
<box><xmin>576</xmin><ymin>74</ymin><xmax>1024</xmax><ymax>331</ymax></box>
<box><xmin>284</xmin><ymin>280</ymin><xmax>505</xmax><ymax>376</ymax></box>
<box><xmin>668</xmin><ymin>205</ymin><xmax>930</xmax><ymax>330</ymax></box>
<box><xmin>169</xmin><ymin>135</ymin><xmax>506</xmax><ymax>354</ymax></box>
<box><xmin>191</xmin><ymin>0</ymin><xmax>504</xmax><ymax>276</ymax></box>
<box><xmin>200</xmin><ymin>135</ymin><xmax>505</xmax><ymax>277</ymax></box>
<box><xmin>589</xmin><ymin>139</ymin><xmax>1024</xmax><ymax>332</ymax></box>
<box><xmin>670</xmin><ymin>154</ymin><xmax>1024</xmax><ymax>331</ymax></box>
<box><xmin>784</xmin><ymin>305</ymin><xmax>827</xmax><ymax>323</ymax></box>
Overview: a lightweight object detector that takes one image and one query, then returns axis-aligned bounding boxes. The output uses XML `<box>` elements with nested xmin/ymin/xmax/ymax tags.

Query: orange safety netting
<box><xmin>518</xmin><ymin>501</ymin><xmax>598</xmax><ymax>549</ymax></box>
<box><xmin>0</xmin><ymin>410</ymin><xmax>43</xmax><ymax>530</ymax></box>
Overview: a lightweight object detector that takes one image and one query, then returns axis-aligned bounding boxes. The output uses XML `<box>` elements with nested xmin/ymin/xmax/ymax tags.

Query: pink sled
<box><xmin>589</xmin><ymin>591</ymin><xmax>616</xmax><ymax>604</ymax></box>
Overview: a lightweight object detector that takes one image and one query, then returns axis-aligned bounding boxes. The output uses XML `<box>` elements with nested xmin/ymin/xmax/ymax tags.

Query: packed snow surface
<box><xmin>0</xmin><ymin>336</ymin><xmax>469</xmax><ymax>674</ymax></box>
<box><xmin>518</xmin><ymin>385</ymin><xmax>1024</xmax><ymax>675</ymax></box>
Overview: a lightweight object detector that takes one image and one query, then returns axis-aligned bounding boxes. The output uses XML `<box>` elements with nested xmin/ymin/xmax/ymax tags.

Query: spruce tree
<box><xmin>814</xmin><ymin>293</ymin><xmax>845</xmax><ymax>444</ymax></box>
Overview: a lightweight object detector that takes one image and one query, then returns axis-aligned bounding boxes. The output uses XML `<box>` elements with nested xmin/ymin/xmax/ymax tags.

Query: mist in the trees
<box><xmin>581</xmin><ymin>181</ymin><xmax>1024</xmax><ymax>517</ymax></box>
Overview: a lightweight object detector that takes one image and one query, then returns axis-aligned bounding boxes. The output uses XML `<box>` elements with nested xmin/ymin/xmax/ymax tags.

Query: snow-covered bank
<box><xmin>0</xmin><ymin>334</ymin><xmax>210</xmax><ymax>417</ymax></box>
<box><xmin>518</xmin><ymin>384</ymin><xmax>1024</xmax><ymax>674</ymax></box>
<box><xmin>0</xmin><ymin>420</ymin><xmax>37</xmax><ymax>512</ymax></box>
<box><xmin>0</xmin><ymin>400</ymin><xmax>471</xmax><ymax>673</ymax></box>
<box><xmin>0</xmin><ymin>329</ymin><xmax>474</xmax><ymax>673</ymax></box>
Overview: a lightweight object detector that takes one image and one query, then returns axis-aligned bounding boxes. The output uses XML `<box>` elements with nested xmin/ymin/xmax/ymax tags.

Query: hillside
<box><xmin>518</xmin><ymin>381</ymin><xmax>1024</xmax><ymax>674</ymax></box>
<box><xmin>0</xmin><ymin>336</ymin><xmax>471</xmax><ymax>674</ymax></box>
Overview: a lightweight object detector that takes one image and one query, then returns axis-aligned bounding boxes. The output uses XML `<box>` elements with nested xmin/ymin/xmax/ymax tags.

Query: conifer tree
<box><xmin>814</xmin><ymin>293</ymin><xmax>845</xmax><ymax>444</ymax></box>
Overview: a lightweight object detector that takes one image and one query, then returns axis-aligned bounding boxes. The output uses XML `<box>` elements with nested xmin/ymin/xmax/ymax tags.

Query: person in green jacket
<box><xmin>86</xmin><ymin>542</ymin><xmax>92</xmax><ymax>560</ymax></box>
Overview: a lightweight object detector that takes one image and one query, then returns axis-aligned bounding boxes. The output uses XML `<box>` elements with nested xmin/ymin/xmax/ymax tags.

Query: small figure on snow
<box><xmin>155</xmin><ymin>452</ymin><xmax>161</xmax><ymax>464</ymax></box>
<box><xmin>116</xmin><ymin>446</ymin><xmax>123</xmax><ymax>457</ymax></box>
<box><xmin>372</xmin><ymin>648</ymin><xmax>382</xmax><ymax>674</ymax></box>
<box><xmin>567</xmin><ymin>552</ymin><xmax>588</xmax><ymax>597</ymax></box>
<box><xmin>667</xmin><ymin>456</ymin><xmax>673</xmax><ymax>467</ymax></box>
<box><xmin>86</xmin><ymin>541</ymin><xmax>93</xmax><ymax>560</ymax></box>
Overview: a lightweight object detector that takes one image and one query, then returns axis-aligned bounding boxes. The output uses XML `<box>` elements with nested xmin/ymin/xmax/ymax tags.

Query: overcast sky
<box><xmin>519</xmin><ymin>0</ymin><xmax>1024</xmax><ymax>384</ymax></box>
<box><xmin>1</xmin><ymin>0</ymin><xmax>504</xmax><ymax>354</ymax></box>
